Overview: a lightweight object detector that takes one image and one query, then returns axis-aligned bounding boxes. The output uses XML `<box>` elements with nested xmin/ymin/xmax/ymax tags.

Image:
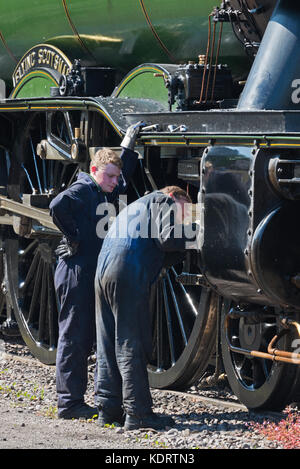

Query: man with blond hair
<box><xmin>50</xmin><ymin>122</ymin><xmax>143</xmax><ymax>419</ymax></box>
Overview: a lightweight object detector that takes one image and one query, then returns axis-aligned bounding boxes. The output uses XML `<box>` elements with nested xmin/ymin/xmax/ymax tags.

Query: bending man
<box><xmin>95</xmin><ymin>186</ymin><xmax>198</xmax><ymax>430</ymax></box>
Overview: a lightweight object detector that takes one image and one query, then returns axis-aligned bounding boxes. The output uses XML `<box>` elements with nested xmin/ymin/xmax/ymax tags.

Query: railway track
<box><xmin>0</xmin><ymin>335</ymin><xmax>288</xmax><ymax>419</ymax></box>
<box><xmin>1</xmin><ymin>334</ymin><xmax>297</xmax><ymax>448</ymax></box>
<box><xmin>0</xmin><ymin>336</ymin><xmax>256</xmax><ymax>410</ymax></box>
<box><xmin>2</xmin><ymin>345</ymin><xmax>249</xmax><ymax>411</ymax></box>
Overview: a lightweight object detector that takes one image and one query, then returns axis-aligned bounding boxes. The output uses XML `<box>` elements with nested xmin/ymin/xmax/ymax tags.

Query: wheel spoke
<box><xmin>148</xmin><ymin>264</ymin><xmax>217</xmax><ymax>389</ymax></box>
<box><xmin>48</xmin><ymin>160</ymin><xmax>54</xmax><ymax>192</ymax></box>
<box><xmin>66</xmin><ymin>166</ymin><xmax>80</xmax><ymax>188</ymax></box>
<box><xmin>166</xmin><ymin>271</ymin><xmax>188</xmax><ymax>346</ymax></box>
<box><xmin>252</xmin><ymin>358</ymin><xmax>268</xmax><ymax>386</ymax></box>
<box><xmin>162</xmin><ymin>277</ymin><xmax>176</xmax><ymax>366</ymax></box>
<box><xmin>47</xmin><ymin>266</ymin><xmax>57</xmax><ymax>349</ymax></box>
<box><xmin>21</xmin><ymin>163</ymin><xmax>35</xmax><ymax>193</ymax></box>
<box><xmin>19</xmin><ymin>247</ymin><xmax>39</xmax><ymax>294</ymax></box>
<box><xmin>19</xmin><ymin>240</ymin><xmax>38</xmax><ymax>257</ymax></box>
<box><xmin>38</xmin><ymin>261</ymin><xmax>48</xmax><ymax>343</ymax></box>
<box><xmin>0</xmin><ymin>293</ymin><xmax>6</xmax><ymax>316</ymax></box>
<box><xmin>57</xmin><ymin>163</ymin><xmax>68</xmax><ymax>190</ymax></box>
<box><xmin>235</xmin><ymin>356</ymin><xmax>254</xmax><ymax>385</ymax></box>
<box><xmin>155</xmin><ymin>280</ymin><xmax>163</xmax><ymax>372</ymax></box>
<box><xmin>42</xmin><ymin>159</ymin><xmax>47</xmax><ymax>193</ymax></box>
<box><xmin>30</xmin><ymin>137</ymin><xmax>42</xmax><ymax>193</ymax></box>
<box><xmin>5</xmin><ymin>236</ymin><xmax>59</xmax><ymax>364</ymax></box>
<box><xmin>27</xmin><ymin>256</ymin><xmax>43</xmax><ymax>325</ymax></box>
<box><xmin>171</xmin><ymin>266</ymin><xmax>198</xmax><ymax>317</ymax></box>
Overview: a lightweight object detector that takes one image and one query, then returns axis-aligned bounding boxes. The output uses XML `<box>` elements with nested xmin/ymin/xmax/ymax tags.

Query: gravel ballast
<box><xmin>0</xmin><ymin>336</ymin><xmax>287</xmax><ymax>450</ymax></box>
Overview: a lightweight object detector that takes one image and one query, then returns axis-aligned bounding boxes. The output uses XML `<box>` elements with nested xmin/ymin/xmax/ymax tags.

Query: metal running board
<box><xmin>0</xmin><ymin>195</ymin><xmax>58</xmax><ymax>231</ymax></box>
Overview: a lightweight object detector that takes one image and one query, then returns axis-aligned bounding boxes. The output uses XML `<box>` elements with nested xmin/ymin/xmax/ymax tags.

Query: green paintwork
<box><xmin>11</xmin><ymin>70</ymin><xmax>59</xmax><ymax>98</ymax></box>
<box><xmin>0</xmin><ymin>0</ymin><xmax>249</xmax><ymax>95</ymax></box>
<box><xmin>113</xmin><ymin>64</ymin><xmax>171</xmax><ymax>108</ymax></box>
<box><xmin>117</xmin><ymin>70</ymin><xmax>167</xmax><ymax>105</ymax></box>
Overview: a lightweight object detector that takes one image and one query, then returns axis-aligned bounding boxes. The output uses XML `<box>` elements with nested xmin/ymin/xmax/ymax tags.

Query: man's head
<box><xmin>160</xmin><ymin>186</ymin><xmax>192</xmax><ymax>224</ymax></box>
<box><xmin>90</xmin><ymin>148</ymin><xmax>123</xmax><ymax>193</ymax></box>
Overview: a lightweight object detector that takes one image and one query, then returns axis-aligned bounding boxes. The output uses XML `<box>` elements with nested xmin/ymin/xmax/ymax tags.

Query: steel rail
<box><xmin>0</xmin><ymin>346</ymin><xmax>288</xmax><ymax>418</ymax></box>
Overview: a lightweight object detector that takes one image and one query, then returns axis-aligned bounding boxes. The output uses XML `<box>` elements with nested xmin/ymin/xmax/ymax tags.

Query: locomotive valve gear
<box><xmin>55</xmin><ymin>237</ymin><xmax>79</xmax><ymax>259</ymax></box>
<box><xmin>120</xmin><ymin>121</ymin><xmax>145</xmax><ymax>151</ymax></box>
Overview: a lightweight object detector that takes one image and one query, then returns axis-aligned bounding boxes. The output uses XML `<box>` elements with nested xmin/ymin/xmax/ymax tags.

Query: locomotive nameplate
<box><xmin>12</xmin><ymin>44</ymin><xmax>72</xmax><ymax>87</ymax></box>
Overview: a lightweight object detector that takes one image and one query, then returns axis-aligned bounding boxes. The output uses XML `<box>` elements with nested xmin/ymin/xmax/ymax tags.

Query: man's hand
<box><xmin>55</xmin><ymin>237</ymin><xmax>79</xmax><ymax>259</ymax></box>
<box><xmin>121</xmin><ymin>121</ymin><xmax>145</xmax><ymax>151</ymax></box>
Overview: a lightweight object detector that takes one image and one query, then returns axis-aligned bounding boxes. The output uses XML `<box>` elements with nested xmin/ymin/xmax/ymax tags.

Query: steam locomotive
<box><xmin>0</xmin><ymin>0</ymin><xmax>300</xmax><ymax>411</ymax></box>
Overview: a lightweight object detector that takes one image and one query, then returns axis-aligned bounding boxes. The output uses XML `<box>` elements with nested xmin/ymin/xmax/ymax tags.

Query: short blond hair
<box><xmin>90</xmin><ymin>148</ymin><xmax>123</xmax><ymax>172</ymax></box>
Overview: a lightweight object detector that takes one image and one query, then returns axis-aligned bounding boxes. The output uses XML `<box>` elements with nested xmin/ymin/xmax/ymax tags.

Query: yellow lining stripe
<box><xmin>143</xmin><ymin>140</ymin><xmax>300</xmax><ymax>147</ymax></box>
<box><xmin>11</xmin><ymin>70</ymin><xmax>59</xmax><ymax>98</ymax></box>
<box><xmin>115</xmin><ymin>66</ymin><xmax>166</xmax><ymax>96</ymax></box>
<box><xmin>0</xmin><ymin>102</ymin><xmax>122</xmax><ymax>136</ymax></box>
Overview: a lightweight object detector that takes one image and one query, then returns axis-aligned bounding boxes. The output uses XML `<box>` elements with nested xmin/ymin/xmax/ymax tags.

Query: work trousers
<box><xmin>95</xmin><ymin>250</ymin><xmax>153</xmax><ymax>417</ymax></box>
<box><xmin>54</xmin><ymin>257</ymin><xmax>96</xmax><ymax>414</ymax></box>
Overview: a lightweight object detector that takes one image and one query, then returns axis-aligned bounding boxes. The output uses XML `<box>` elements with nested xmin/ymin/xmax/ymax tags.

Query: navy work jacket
<box><xmin>49</xmin><ymin>148</ymin><xmax>138</xmax><ymax>265</ymax></box>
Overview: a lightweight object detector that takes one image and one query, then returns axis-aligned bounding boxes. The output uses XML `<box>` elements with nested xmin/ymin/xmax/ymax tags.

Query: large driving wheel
<box><xmin>126</xmin><ymin>150</ymin><xmax>219</xmax><ymax>390</ymax></box>
<box><xmin>126</xmin><ymin>150</ymin><xmax>218</xmax><ymax>390</ymax></box>
<box><xmin>4</xmin><ymin>111</ymin><xmax>81</xmax><ymax>363</ymax></box>
<box><xmin>220</xmin><ymin>300</ymin><xmax>300</xmax><ymax>410</ymax></box>
<box><xmin>147</xmin><ymin>263</ymin><xmax>219</xmax><ymax>390</ymax></box>
<box><xmin>4</xmin><ymin>235</ymin><xmax>59</xmax><ymax>363</ymax></box>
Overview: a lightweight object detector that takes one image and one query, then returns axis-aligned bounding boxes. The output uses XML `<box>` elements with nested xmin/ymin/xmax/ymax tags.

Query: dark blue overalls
<box><xmin>94</xmin><ymin>191</ymin><xmax>197</xmax><ymax>419</ymax></box>
<box><xmin>49</xmin><ymin>149</ymin><xmax>138</xmax><ymax>416</ymax></box>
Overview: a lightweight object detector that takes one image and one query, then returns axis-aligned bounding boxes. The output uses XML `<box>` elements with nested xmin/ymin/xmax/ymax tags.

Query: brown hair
<box><xmin>90</xmin><ymin>147</ymin><xmax>123</xmax><ymax>172</ymax></box>
<box><xmin>160</xmin><ymin>185</ymin><xmax>192</xmax><ymax>203</ymax></box>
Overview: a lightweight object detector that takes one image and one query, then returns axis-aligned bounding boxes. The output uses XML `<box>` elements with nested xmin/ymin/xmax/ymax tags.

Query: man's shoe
<box><xmin>124</xmin><ymin>412</ymin><xmax>175</xmax><ymax>431</ymax></box>
<box><xmin>98</xmin><ymin>408</ymin><xmax>125</xmax><ymax>427</ymax></box>
<box><xmin>58</xmin><ymin>403</ymin><xmax>98</xmax><ymax>420</ymax></box>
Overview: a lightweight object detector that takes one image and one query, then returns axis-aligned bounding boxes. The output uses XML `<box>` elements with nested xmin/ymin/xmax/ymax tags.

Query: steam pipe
<box><xmin>238</xmin><ymin>0</ymin><xmax>300</xmax><ymax>110</ymax></box>
<box><xmin>224</xmin><ymin>314</ymin><xmax>300</xmax><ymax>365</ymax></box>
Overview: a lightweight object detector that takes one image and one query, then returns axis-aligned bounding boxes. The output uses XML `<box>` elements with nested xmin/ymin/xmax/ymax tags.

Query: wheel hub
<box><xmin>238</xmin><ymin>318</ymin><xmax>263</xmax><ymax>351</ymax></box>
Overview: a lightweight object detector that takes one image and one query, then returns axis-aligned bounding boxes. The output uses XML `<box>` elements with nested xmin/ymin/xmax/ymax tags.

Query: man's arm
<box><xmin>108</xmin><ymin>122</ymin><xmax>145</xmax><ymax>199</ymax></box>
<box><xmin>49</xmin><ymin>185</ymin><xmax>84</xmax><ymax>242</ymax></box>
<box><xmin>117</xmin><ymin>148</ymin><xmax>139</xmax><ymax>194</ymax></box>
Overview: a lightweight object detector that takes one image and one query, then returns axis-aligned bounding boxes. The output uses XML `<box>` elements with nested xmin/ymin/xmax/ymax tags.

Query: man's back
<box><xmin>97</xmin><ymin>190</ymin><xmax>196</xmax><ymax>285</ymax></box>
